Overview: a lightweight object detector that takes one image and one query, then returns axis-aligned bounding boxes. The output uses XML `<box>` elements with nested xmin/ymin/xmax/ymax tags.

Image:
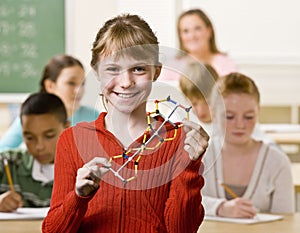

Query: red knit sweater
<box><xmin>42</xmin><ymin>113</ymin><xmax>205</xmax><ymax>233</ymax></box>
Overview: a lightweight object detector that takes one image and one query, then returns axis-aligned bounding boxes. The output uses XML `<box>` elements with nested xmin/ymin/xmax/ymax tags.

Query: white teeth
<box><xmin>117</xmin><ymin>93</ymin><xmax>135</xmax><ymax>98</ymax></box>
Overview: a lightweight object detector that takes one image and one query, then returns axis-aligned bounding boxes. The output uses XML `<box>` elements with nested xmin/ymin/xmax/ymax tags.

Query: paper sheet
<box><xmin>204</xmin><ymin>213</ymin><xmax>284</xmax><ymax>224</ymax></box>
<box><xmin>0</xmin><ymin>207</ymin><xmax>49</xmax><ymax>220</ymax></box>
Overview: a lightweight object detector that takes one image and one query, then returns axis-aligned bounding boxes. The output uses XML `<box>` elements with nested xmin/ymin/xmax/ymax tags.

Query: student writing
<box><xmin>0</xmin><ymin>93</ymin><xmax>69</xmax><ymax>212</ymax></box>
<box><xmin>202</xmin><ymin>73</ymin><xmax>295</xmax><ymax>218</ymax></box>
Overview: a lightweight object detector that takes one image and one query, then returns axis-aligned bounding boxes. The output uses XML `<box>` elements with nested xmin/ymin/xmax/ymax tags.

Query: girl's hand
<box><xmin>217</xmin><ymin>198</ymin><xmax>257</xmax><ymax>218</ymax></box>
<box><xmin>182</xmin><ymin>119</ymin><xmax>209</xmax><ymax>160</ymax></box>
<box><xmin>75</xmin><ymin>157</ymin><xmax>111</xmax><ymax>197</ymax></box>
<box><xmin>0</xmin><ymin>191</ymin><xmax>23</xmax><ymax>212</ymax></box>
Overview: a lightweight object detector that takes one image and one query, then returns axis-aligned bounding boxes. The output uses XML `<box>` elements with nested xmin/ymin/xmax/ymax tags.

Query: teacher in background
<box><xmin>0</xmin><ymin>55</ymin><xmax>99</xmax><ymax>152</ymax></box>
<box><xmin>202</xmin><ymin>72</ymin><xmax>294</xmax><ymax>218</ymax></box>
<box><xmin>159</xmin><ymin>8</ymin><xmax>237</xmax><ymax>82</ymax></box>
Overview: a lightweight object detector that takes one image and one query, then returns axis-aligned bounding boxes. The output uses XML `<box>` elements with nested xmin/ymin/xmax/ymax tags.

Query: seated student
<box><xmin>202</xmin><ymin>73</ymin><xmax>295</xmax><ymax>217</ymax></box>
<box><xmin>0</xmin><ymin>93</ymin><xmax>69</xmax><ymax>212</ymax></box>
<box><xmin>179</xmin><ymin>62</ymin><xmax>274</xmax><ymax>144</ymax></box>
<box><xmin>0</xmin><ymin>54</ymin><xmax>99</xmax><ymax>152</ymax></box>
<box><xmin>179</xmin><ymin>62</ymin><xmax>219</xmax><ymax>134</ymax></box>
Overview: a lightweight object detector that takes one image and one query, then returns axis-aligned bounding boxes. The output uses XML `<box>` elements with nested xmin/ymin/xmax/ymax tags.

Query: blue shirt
<box><xmin>0</xmin><ymin>105</ymin><xmax>99</xmax><ymax>152</ymax></box>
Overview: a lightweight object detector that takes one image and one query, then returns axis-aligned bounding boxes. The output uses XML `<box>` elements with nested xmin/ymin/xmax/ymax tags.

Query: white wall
<box><xmin>65</xmin><ymin>0</ymin><xmax>300</xmax><ymax>114</ymax></box>
<box><xmin>65</xmin><ymin>0</ymin><xmax>119</xmax><ymax>109</ymax></box>
<box><xmin>1</xmin><ymin>0</ymin><xmax>300</xmax><ymax>136</ymax></box>
<box><xmin>183</xmin><ymin>0</ymin><xmax>300</xmax><ymax>63</ymax></box>
<box><xmin>67</xmin><ymin>0</ymin><xmax>182</xmax><ymax>109</ymax></box>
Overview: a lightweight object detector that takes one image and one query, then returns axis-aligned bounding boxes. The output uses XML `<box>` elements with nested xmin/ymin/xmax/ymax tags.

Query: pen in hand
<box><xmin>3</xmin><ymin>158</ymin><xmax>15</xmax><ymax>192</ymax></box>
<box><xmin>219</xmin><ymin>181</ymin><xmax>257</xmax><ymax>218</ymax></box>
<box><xmin>220</xmin><ymin>182</ymin><xmax>239</xmax><ymax>199</ymax></box>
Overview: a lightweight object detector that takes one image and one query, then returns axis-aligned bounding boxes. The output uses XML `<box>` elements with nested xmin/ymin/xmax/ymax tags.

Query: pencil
<box><xmin>3</xmin><ymin>158</ymin><xmax>15</xmax><ymax>192</ymax></box>
<box><xmin>220</xmin><ymin>183</ymin><xmax>238</xmax><ymax>199</ymax></box>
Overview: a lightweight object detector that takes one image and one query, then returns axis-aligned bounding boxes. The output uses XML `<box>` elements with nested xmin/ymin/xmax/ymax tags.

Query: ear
<box><xmin>44</xmin><ymin>79</ymin><xmax>56</xmax><ymax>93</ymax></box>
<box><xmin>153</xmin><ymin>63</ymin><xmax>162</xmax><ymax>82</ymax></box>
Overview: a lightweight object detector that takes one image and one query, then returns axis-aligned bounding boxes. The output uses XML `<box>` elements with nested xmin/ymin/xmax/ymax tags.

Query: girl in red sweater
<box><xmin>42</xmin><ymin>14</ymin><xmax>209</xmax><ymax>233</ymax></box>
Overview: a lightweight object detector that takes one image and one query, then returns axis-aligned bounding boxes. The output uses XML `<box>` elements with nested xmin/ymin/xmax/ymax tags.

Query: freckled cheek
<box><xmin>248</xmin><ymin>122</ymin><xmax>257</xmax><ymax>132</ymax></box>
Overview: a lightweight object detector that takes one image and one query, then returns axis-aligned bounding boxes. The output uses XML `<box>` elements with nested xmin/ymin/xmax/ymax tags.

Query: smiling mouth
<box><xmin>115</xmin><ymin>92</ymin><xmax>137</xmax><ymax>98</ymax></box>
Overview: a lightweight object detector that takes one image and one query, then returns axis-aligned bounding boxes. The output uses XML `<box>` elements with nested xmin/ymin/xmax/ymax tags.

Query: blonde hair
<box><xmin>211</xmin><ymin>72</ymin><xmax>260</xmax><ymax>112</ymax></box>
<box><xmin>90</xmin><ymin>14</ymin><xmax>159</xmax><ymax>69</ymax></box>
<box><xmin>179</xmin><ymin>62</ymin><xmax>219</xmax><ymax>101</ymax></box>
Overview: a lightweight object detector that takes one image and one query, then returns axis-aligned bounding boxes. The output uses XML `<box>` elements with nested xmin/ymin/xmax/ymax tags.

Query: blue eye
<box><xmin>107</xmin><ymin>67</ymin><xmax>120</xmax><ymax>73</ymax></box>
<box><xmin>132</xmin><ymin>66</ymin><xmax>147</xmax><ymax>74</ymax></box>
<box><xmin>135</xmin><ymin>66</ymin><xmax>145</xmax><ymax>71</ymax></box>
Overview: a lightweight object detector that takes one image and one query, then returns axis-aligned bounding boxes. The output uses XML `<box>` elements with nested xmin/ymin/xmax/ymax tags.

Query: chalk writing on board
<box><xmin>0</xmin><ymin>0</ymin><xmax>65</xmax><ymax>93</ymax></box>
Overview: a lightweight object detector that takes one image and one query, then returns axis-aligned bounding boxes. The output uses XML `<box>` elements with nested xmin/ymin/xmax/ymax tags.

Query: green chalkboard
<box><xmin>0</xmin><ymin>0</ymin><xmax>65</xmax><ymax>93</ymax></box>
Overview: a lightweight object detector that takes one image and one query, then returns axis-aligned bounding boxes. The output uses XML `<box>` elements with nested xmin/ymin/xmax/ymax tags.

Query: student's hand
<box><xmin>75</xmin><ymin>157</ymin><xmax>111</xmax><ymax>197</ymax></box>
<box><xmin>0</xmin><ymin>191</ymin><xmax>23</xmax><ymax>212</ymax></box>
<box><xmin>182</xmin><ymin>119</ymin><xmax>209</xmax><ymax>160</ymax></box>
<box><xmin>217</xmin><ymin>198</ymin><xmax>257</xmax><ymax>218</ymax></box>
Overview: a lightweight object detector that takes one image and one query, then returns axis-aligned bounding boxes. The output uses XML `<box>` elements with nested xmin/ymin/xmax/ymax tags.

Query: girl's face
<box><xmin>179</xmin><ymin>14</ymin><xmax>211</xmax><ymax>53</ymax></box>
<box><xmin>46</xmin><ymin>65</ymin><xmax>85</xmax><ymax>115</ymax></box>
<box><xmin>222</xmin><ymin>93</ymin><xmax>258</xmax><ymax>145</ymax></box>
<box><xmin>190</xmin><ymin>97</ymin><xmax>211</xmax><ymax>123</ymax></box>
<box><xmin>22</xmin><ymin>114</ymin><xmax>68</xmax><ymax>164</ymax></box>
<box><xmin>98</xmin><ymin>55</ymin><xmax>161</xmax><ymax>115</ymax></box>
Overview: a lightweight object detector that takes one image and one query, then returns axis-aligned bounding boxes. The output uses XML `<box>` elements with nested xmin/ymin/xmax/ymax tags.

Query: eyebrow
<box><xmin>102</xmin><ymin>61</ymin><xmax>149</xmax><ymax>67</ymax></box>
<box><xmin>226</xmin><ymin>110</ymin><xmax>256</xmax><ymax>114</ymax></box>
<box><xmin>23</xmin><ymin>128</ymin><xmax>56</xmax><ymax>135</ymax></box>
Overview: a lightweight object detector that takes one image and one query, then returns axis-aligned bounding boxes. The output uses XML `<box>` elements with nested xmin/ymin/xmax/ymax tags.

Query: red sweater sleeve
<box><xmin>164</xmin><ymin>148</ymin><xmax>205</xmax><ymax>233</ymax></box>
<box><xmin>42</xmin><ymin>130</ymin><xmax>93</xmax><ymax>233</ymax></box>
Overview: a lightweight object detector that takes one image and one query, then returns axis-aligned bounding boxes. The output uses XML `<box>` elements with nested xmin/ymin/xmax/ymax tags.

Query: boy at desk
<box><xmin>0</xmin><ymin>93</ymin><xmax>69</xmax><ymax>212</ymax></box>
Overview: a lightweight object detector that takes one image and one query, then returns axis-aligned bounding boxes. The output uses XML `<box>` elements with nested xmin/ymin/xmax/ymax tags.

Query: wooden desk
<box><xmin>265</xmin><ymin>132</ymin><xmax>300</xmax><ymax>145</ymax></box>
<box><xmin>1</xmin><ymin>214</ymin><xmax>300</xmax><ymax>233</ymax></box>
<box><xmin>0</xmin><ymin>220</ymin><xmax>42</xmax><ymax>233</ymax></box>
<box><xmin>198</xmin><ymin>213</ymin><xmax>300</xmax><ymax>233</ymax></box>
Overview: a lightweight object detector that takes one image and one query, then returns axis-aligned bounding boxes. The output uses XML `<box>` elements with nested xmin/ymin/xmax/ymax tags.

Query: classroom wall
<box><xmin>183</xmin><ymin>0</ymin><xmax>300</xmax><ymax>122</ymax></box>
<box><xmin>1</xmin><ymin>0</ymin><xmax>300</xmax><ymax>127</ymax></box>
<box><xmin>67</xmin><ymin>0</ymin><xmax>182</xmax><ymax>110</ymax></box>
<box><xmin>66</xmin><ymin>0</ymin><xmax>300</xmax><ymax>122</ymax></box>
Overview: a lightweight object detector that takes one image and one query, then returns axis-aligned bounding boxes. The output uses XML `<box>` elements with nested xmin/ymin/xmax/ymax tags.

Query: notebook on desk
<box><xmin>0</xmin><ymin>207</ymin><xmax>49</xmax><ymax>220</ymax></box>
<box><xmin>204</xmin><ymin>213</ymin><xmax>284</xmax><ymax>224</ymax></box>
